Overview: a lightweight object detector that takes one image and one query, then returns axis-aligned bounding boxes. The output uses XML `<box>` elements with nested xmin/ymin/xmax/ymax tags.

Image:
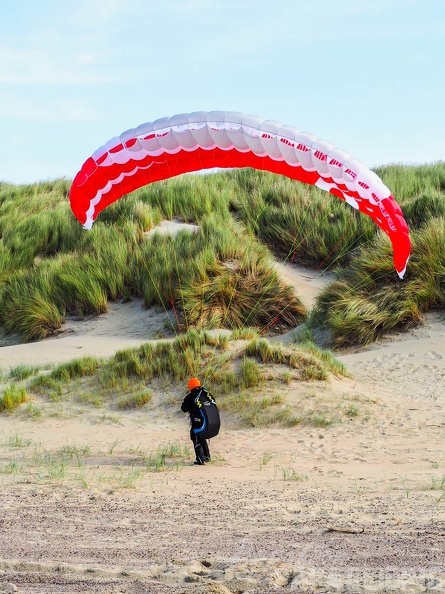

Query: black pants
<box><xmin>190</xmin><ymin>429</ymin><xmax>210</xmax><ymax>464</ymax></box>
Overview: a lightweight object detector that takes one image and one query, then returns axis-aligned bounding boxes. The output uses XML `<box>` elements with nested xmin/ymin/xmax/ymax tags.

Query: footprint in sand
<box><xmin>427</xmin><ymin>351</ymin><xmax>443</xmax><ymax>360</ymax></box>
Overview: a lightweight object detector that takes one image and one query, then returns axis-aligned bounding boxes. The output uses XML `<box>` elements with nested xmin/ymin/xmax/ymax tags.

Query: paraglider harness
<box><xmin>192</xmin><ymin>388</ymin><xmax>220</xmax><ymax>439</ymax></box>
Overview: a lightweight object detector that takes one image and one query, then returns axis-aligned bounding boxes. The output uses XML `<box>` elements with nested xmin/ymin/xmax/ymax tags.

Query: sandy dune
<box><xmin>0</xmin><ymin>300</ymin><xmax>174</xmax><ymax>369</ymax></box>
<box><xmin>0</xmin><ymin>221</ymin><xmax>444</xmax><ymax>593</ymax></box>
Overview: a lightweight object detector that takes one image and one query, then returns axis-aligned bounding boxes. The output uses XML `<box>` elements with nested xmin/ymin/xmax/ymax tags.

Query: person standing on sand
<box><xmin>181</xmin><ymin>378</ymin><xmax>220</xmax><ymax>466</ymax></box>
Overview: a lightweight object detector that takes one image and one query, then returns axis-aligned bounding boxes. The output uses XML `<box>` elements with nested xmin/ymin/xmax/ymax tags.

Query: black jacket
<box><xmin>182</xmin><ymin>387</ymin><xmax>220</xmax><ymax>439</ymax></box>
<box><xmin>181</xmin><ymin>387</ymin><xmax>204</xmax><ymax>429</ymax></box>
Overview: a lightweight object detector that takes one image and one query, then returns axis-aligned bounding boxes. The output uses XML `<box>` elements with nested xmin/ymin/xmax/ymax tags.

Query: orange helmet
<box><xmin>188</xmin><ymin>377</ymin><xmax>201</xmax><ymax>390</ymax></box>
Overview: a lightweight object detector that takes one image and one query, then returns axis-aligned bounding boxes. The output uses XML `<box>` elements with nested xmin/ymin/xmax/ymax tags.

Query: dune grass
<box><xmin>229</xmin><ymin>169</ymin><xmax>376</xmax><ymax>268</ymax></box>
<box><xmin>0</xmin><ymin>179</ymin><xmax>307</xmax><ymax>341</ymax></box>
<box><xmin>374</xmin><ymin>162</ymin><xmax>445</xmax><ymax>203</ymax></box>
<box><xmin>9</xmin><ymin>364</ymin><xmax>40</xmax><ymax>381</ymax></box>
<box><xmin>0</xmin><ymin>434</ymin><xmax>192</xmax><ymax>488</ymax></box>
<box><xmin>0</xmin><ymin>163</ymin><xmax>444</xmax><ymax>347</ymax></box>
<box><xmin>7</xmin><ymin>330</ymin><xmax>352</xmax><ymax>428</ymax></box>
<box><xmin>0</xmin><ymin>385</ymin><xmax>29</xmax><ymax>412</ymax></box>
<box><xmin>312</xmin><ymin>218</ymin><xmax>445</xmax><ymax>346</ymax></box>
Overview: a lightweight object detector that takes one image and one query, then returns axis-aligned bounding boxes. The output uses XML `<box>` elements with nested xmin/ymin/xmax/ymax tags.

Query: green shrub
<box><xmin>53</xmin><ymin>262</ymin><xmax>108</xmax><ymax>317</ymax></box>
<box><xmin>240</xmin><ymin>357</ymin><xmax>264</xmax><ymax>388</ymax></box>
<box><xmin>117</xmin><ymin>390</ymin><xmax>152</xmax><ymax>409</ymax></box>
<box><xmin>219</xmin><ymin>392</ymin><xmax>292</xmax><ymax>427</ymax></box>
<box><xmin>9</xmin><ymin>364</ymin><xmax>40</xmax><ymax>381</ymax></box>
<box><xmin>29</xmin><ymin>375</ymin><xmax>64</xmax><ymax>397</ymax></box>
<box><xmin>312</xmin><ymin>219</ymin><xmax>445</xmax><ymax>346</ymax></box>
<box><xmin>375</xmin><ymin>162</ymin><xmax>445</xmax><ymax>202</ymax></box>
<box><xmin>402</xmin><ymin>192</ymin><xmax>445</xmax><ymax>229</ymax></box>
<box><xmin>2</xmin><ymin>292</ymin><xmax>64</xmax><ymax>341</ymax></box>
<box><xmin>245</xmin><ymin>339</ymin><xmax>289</xmax><ymax>365</ymax></box>
<box><xmin>51</xmin><ymin>357</ymin><xmax>101</xmax><ymax>381</ymax></box>
<box><xmin>0</xmin><ymin>385</ymin><xmax>28</xmax><ymax>412</ymax></box>
<box><xmin>212</xmin><ymin>371</ymin><xmax>239</xmax><ymax>394</ymax></box>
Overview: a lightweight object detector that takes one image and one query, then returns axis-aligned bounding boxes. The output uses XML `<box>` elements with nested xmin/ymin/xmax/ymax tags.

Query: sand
<box><xmin>0</xmin><ymin>221</ymin><xmax>444</xmax><ymax>593</ymax></box>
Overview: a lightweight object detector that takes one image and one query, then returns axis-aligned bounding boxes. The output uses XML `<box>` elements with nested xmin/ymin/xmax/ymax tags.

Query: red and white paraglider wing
<box><xmin>69</xmin><ymin>111</ymin><xmax>411</xmax><ymax>278</ymax></box>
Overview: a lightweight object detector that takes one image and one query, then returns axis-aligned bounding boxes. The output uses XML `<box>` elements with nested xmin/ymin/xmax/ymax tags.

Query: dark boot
<box><xmin>193</xmin><ymin>441</ymin><xmax>205</xmax><ymax>465</ymax></box>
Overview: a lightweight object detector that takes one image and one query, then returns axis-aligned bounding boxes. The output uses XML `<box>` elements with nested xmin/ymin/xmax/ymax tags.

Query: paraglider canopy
<box><xmin>69</xmin><ymin>110</ymin><xmax>411</xmax><ymax>278</ymax></box>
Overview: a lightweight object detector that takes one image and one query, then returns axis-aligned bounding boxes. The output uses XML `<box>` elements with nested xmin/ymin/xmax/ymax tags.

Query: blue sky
<box><xmin>1</xmin><ymin>0</ymin><xmax>444</xmax><ymax>184</ymax></box>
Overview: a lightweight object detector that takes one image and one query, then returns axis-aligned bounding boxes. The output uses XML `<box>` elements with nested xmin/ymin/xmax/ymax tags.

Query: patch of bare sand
<box><xmin>0</xmin><ymin>300</ymin><xmax>174</xmax><ymax>370</ymax></box>
<box><xmin>1</xmin><ymin>244</ymin><xmax>445</xmax><ymax>593</ymax></box>
<box><xmin>273</xmin><ymin>261</ymin><xmax>334</xmax><ymax>311</ymax></box>
<box><xmin>144</xmin><ymin>218</ymin><xmax>199</xmax><ymax>238</ymax></box>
